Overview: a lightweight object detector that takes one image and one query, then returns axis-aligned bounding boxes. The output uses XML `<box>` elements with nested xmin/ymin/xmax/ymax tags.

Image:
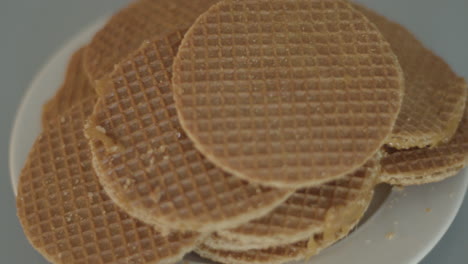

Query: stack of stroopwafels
<box><xmin>16</xmin><ymin>1</ymin><xmax>467</xmax><ymax>264</ymax></box>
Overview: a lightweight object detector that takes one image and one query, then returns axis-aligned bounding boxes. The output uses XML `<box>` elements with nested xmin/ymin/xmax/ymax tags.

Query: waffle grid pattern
<box><xmin>83</xmin><ymin>0</ymin><xmax>220</xmax><ymax>81</ymax></box>
<box><xmin>214</xmin><ymin>158</ymin><xmax>377</xmax><ymax>248</ymax></box>
<box><xmin>384</xmin><ymin>165</ymin><xmax>465</xmax><ymax>186</ymax></box>
<box><xmin>17</xmin><ymin>98</ymin><xmax>199</xmax><ymax>264</ymax></box>
<box><xmin>381</xmin><ymin>99</ymin><xmax>468</xmax><ymax>185</ymax></box>
<box><xmin>197</xmin><ymin>200</ymin><xmax>368</xmax><ymax>264</ymax></box>
<box><xmin>88</xmin><ymin>31</ymin><xmax>292</xmax><ymax>232</ymax></box>
<box><xmin>172</xmin><ymin>0</ymin><xmax>403</xmax><ymax>188</ymax></box>
<box><xmin>355</xmin><ymin>4</ymin><xmax>468</xmax><ymax>149</ymax></box>
<box><xmin>42</xmin><ymin>47</ymin><xmax>95</xmax><ymax>126</ymax></box>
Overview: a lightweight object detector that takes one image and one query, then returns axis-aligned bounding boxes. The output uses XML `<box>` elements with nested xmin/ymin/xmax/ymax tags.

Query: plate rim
<box><xmin>8</xmin><ymin>15</ymin><xmax>468</xmax><ymax>264</ymax></box>
<box><xmin>8</xmin><ymin>17</ymin><xmax>108</xmax><ymax>195</ymax></box>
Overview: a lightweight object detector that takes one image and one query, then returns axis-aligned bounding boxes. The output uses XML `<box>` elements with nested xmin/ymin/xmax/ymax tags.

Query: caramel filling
<box><xmin>306</xmin><ymin>194</ymin><xmax>371</xmax><ymax>258</ymax></box>
<box><xmin>85</xmin><ymin>121</ymin><xmax>124</xmax><ymax>153</ymax></box>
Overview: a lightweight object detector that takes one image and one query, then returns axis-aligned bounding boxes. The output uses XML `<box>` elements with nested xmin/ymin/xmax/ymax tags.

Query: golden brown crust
<box><xmin>17</xmin><ymin>97</ymin><xmax>201</xmax><ymax>264</ymax></box>
<box><xmin>211</xmin><ymin>154</ymin><xmax>380</xmax><ymax>250</ymax></box>
<box><xmin>196</xmin><ymin>192</ymin><xmax>371</xmax><ymax>264</ymax></box>
<box><xmin>83</xmin><ymin>0</ymin><xmax>220</xmax><ymax>82</ymax></box>
<box><xmin>172</xmin><ymin>0</ymin><xmax>404</xmax><ymax>188</ymax></box>
<box><xmin>382</xmin><ymin>165</ymin><xmax>465</xmax><ymax>186</ymax></box>
<box><xmin>41</xmin><ymin>47</ymin><xmax>95</xmax><ymax>126</ymax></box>
<box><xmin>380</xmin><ymin>97</ymin><xmax>468</xmax><ymax>185</ymax></box>
<box><xmin>87</xmin><ymin>30</ymin><xmax>293</xmax><ymax>233</ymax></box>
<box><xmin>354</xmin><ymin>3</ymin><xmax>468</xmax><ymax>149</ymax></box>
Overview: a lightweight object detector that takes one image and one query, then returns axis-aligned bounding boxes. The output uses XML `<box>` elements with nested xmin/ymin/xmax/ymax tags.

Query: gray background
<box><xmin>1</xmin><ymin>0</ymin><xmax>467</xmax><ymax>263</ymax></box>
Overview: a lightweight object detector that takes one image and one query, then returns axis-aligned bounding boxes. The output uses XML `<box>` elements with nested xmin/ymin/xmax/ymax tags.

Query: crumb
<box><xmin>150</xmin><ymin>157</ymin><xmax>156</xmax><ymax>165</ymax></box>
<box><xmin>86</xmin><ymin>122</ymin><xmax>125</xmax><ymax>152</ymax></box>
<box><xmin>175</xmin><ymin>132</ymin><xmax>181</xmax><ymax>138</ymax></box>
<box><xmin>158</xmin><ymin>145</ymin><xmax>166</xmax><ymax>153</ymax></box>
<box><xmin>123</xmin><ymin>178</ymin><xmax>135</xmax><ymax>189</ymax></box>
<box><xmin>43</xmin><ymin>177</ymin><xmax>52</xmax><ymax>184</ymax></box>
<box><xmin>163</xmin><ymin>155</ymin><xmax>170</xmax><ymax>160</ymax></box>
<box><xmin>115</xmin><ymin>77</ymin><xmax>124</xmax><ymax>84</ymax></box>
<box><xmin>95</xmin><ymin>125</ymin><xmax>106</xmax><ymax>134</ymax></box>
<box><xmin>60</xmin><ymin>116</ymin><xmax>66</xmax><ymax>123</ymax></box>
<box><xmin>65</xmin><ymin>213</ymin><xmax>73</xmax><ymax>223</ymax></box>
<box><xmin>78</xmin><ymin>214</ymin><xmax>84</xmax><ymax>221</ymax></box>
<box><xmin>425</xmin><ymin>208</ymin><xmax>432</xmax><ymax>213</ymax></box>
<box><xmin>88</xmin><ymin>192</ymin><xmax>94</xmax><ymax>200</ymax></box>
<box><xmin>385</xmin><ymin>232</ymin><xmax>395</xmax><ymax>240</ymax></box>
<box><xmin>109</xmin><ymin>145</ymin><xmax>120</xmax><ymax>153</ymax></box>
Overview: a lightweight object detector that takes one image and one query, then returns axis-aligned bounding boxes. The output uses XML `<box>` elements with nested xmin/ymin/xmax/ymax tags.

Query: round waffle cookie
<box><xmin>172</xmin><ymin>0</ymin><xmax>404</xmax><ymax>188</ymax></box>
<box><xmin>16</xmin><ymin>97</ymin><xmax>201</xmax><ymax>264</ymax></box>
<box><xmin>204</xmin><ymin>154</ymin><xmax>380</xmax><ymax>251</ymax></box>
<box><xmin>83</xmin><ymin>0</ymin><xmax>220</xmax><ymax>82</ymax></box>
<box><xmin>86</xmin><ymin>30</ymin><xmax>293</xmax><ymax>233</ymax></box>
<box><xmin>196</xmin><ymin>194</ymin><xmax>371</xmax><ymax>264</ymax></box>
<box><xmin>42</xmin><ymin>47</ymin><xmax>95</xmax><ymax>126</ymax></box>
<box><xmin>354</xmin><ymin>4</ymin><xmax>468</xmax><ymax>149</ymax></box>
<box><xmin>380</xmin><ymin>96</ymin><xmax>468</xmax><ymax>186</ymax></box>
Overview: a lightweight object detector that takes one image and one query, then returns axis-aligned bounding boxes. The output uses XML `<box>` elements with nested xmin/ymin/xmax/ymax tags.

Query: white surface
<box><xmin>9</xmin><ymin>13</ymin><xmax>468</xmax><ymax>264</ymax></box>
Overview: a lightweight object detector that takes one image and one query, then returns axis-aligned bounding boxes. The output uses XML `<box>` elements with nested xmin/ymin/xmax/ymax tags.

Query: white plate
<box><xmin>9</xmin><ymin>16</ymin><xmax>468</xmax><ymax>264</ymax></box>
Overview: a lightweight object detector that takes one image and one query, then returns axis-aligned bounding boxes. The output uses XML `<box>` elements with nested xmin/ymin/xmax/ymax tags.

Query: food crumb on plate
<box><xmin>385</xmin><ymin>232</ymin><xmax>395</xmax><ymax>240</ymax></box>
